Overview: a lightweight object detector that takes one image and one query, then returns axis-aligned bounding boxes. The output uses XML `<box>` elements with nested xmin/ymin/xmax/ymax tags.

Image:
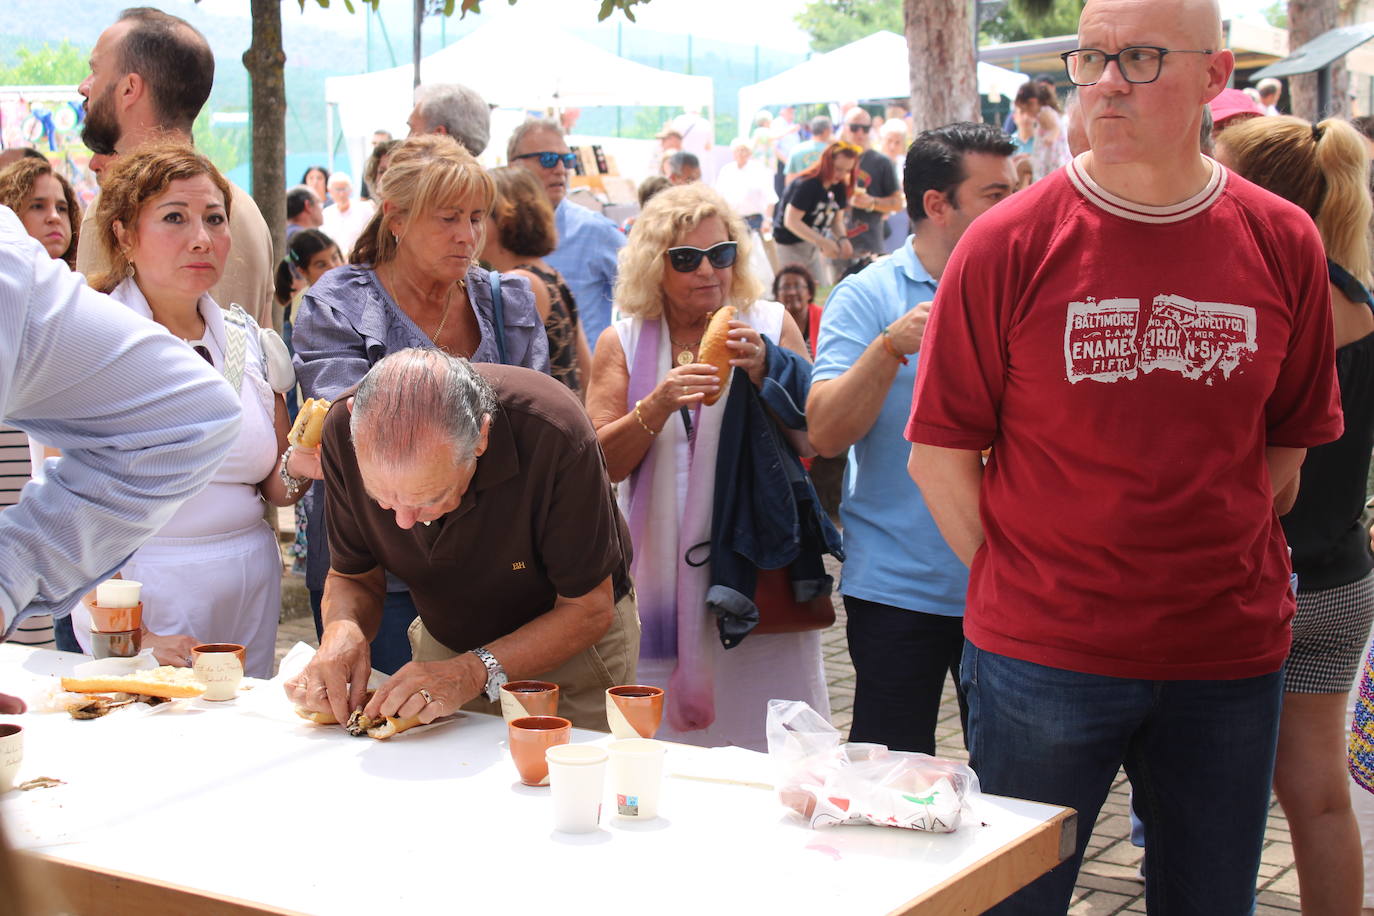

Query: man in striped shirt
<box><xmin>0</xmin><ymin>209</ymin><xmax>239</xmax><ymax>713</ymax></box>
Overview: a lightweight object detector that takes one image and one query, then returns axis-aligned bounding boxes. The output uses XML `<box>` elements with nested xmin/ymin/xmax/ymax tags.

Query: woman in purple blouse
<box><xmin>292</xmin><ymin>135</ymin><xmax>549</xmax><ymax>672</ymax></box>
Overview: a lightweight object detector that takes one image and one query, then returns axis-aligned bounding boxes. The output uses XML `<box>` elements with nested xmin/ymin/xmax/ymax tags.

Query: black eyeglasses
<box><xmin>847</xmin><ymin>123</ymin><xmax>871</xmax><ymax>133</ymax></box>
<box><xmin>667</xmin><ymin>241</ymin><xmax>738</xmax><ymax>273</ymax></box>
<box><xmin>192</xmin><ymin>344</ymin><xmax>213</xmax><ymax>366</ymax></box>
<box><xmin>1060</xmin><ymin>46</ymin><xmax>1214</xmax><ymax>86</ymax></box>
<box><xmin>512</xmin><ymin>151</ymin><xmax>578</xmax><ymax>169</ymax></box>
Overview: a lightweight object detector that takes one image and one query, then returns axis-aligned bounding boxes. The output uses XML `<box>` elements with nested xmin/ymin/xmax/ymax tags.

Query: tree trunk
<box><xmin>905</xmin><ymin>0</ymin><xmax>980</xmax><ymax>136</ymax></box>
<box><xmin>413</xmin><ymin>0</ymin><xmax>424</xmax><ymax>88</ymax></box>
<box><xmin>1287</xmin><ymin>0</ymin><xmax>1348</xmax><ymax>121</ymax></box>
<box><xmin>244</xmin><ymin>0</ymin><xmax>286</xmax><ymax>321</ymax></box>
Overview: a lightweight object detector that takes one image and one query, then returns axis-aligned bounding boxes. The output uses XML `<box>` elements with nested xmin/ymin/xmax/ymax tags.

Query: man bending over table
<box><xmin>286</xmin><ymin>349</ymin><xmax>638</xmax><ymax>731</ymax></box>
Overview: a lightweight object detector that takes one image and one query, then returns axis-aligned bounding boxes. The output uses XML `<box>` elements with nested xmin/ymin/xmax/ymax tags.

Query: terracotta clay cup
<box><xmin>499</xmin><ymin>680</ymin><xmax>560</xmax><ymax>723</ymax></box>
<box><xmin>606</xmin><ymin>685</ymin><xmax>665</xmax><ymax>739</ymax></box>
<box><xmin>84</xmin><ymin>599</ymin><xmax>143</xmax><ymax>633</ymax></box>
<box><xmin>192</xmin><ymin>643</ymin><xmax>246</xmax><ymax>701</ymax></box>
<box><xmin>508</xmin><ymin>715</ymin><xmax>572</xmax><ymax>787</ymax></box>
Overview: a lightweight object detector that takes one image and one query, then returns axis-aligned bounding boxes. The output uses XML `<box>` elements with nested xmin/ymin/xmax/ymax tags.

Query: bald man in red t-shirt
<box><xmin>905</xmin><ymin>0</ymin><xmax>1341</xmax><ymax>911</ymax></box>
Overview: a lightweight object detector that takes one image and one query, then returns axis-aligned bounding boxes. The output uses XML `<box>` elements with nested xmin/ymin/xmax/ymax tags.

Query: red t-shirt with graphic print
<box><xmin>905</xmin><ymin>156</ymin><xmax>1342</xmax><ymax>680</ymax></box>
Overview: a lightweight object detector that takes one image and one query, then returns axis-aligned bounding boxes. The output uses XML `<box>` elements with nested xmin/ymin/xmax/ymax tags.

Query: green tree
<box><xmin>794</xmin><ymin>0</ymin><xmax>1075</xmax><ymax>54</ymax></box>
<box><xmin>1263</xmin><ymin>1</ymin><xmax>1288</xmax><ymax>29</ymax></box>
<box><xmin>0</xmin><ymin>40</ymin><xmax>89</xmax><ymax>86</ymax></box>
<box><xmin>979</xmin><ymin>0</ymin><xmax>1082</xmax><ymax>44</ymax></box>
<box><xmin>192</xmin><ymin>110</ymin><xmax>248</xmax><ymax>175</ymax></box>
<box><xmin>794</xmin><ymin>0</ymin><xmax>903</xmax><ymax>54</ymax></box>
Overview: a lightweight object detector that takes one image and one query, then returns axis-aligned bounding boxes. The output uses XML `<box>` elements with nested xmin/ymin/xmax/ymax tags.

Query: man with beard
<box><xmin>76</xmin><ymin>7</ymin><xmax>275</xmax><ymax>330</ymax></box>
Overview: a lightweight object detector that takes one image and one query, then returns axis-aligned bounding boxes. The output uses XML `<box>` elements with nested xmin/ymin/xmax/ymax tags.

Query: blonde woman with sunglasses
<box><xmin>586</xmin><ymin>183</ymin><xmax>837</xmax><ymax>752</ymax></box>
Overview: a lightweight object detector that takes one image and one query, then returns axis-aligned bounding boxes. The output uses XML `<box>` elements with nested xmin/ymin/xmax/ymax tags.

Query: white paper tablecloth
<box><xmin>0</xmin><ymin>644</ymin><xmax>1066</xmax><ymax>915</ymax></box>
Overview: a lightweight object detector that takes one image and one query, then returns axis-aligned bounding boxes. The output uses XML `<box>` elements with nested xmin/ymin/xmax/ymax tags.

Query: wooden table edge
<box><xmin>886</xmin><ymin>803</ymin><xmax>1077</xmax><ymax>916</ymax></box>
<box><xmin>21</xmin><ymin>851</ymin><xmax>311</xmax><ymax>916</ymax></box>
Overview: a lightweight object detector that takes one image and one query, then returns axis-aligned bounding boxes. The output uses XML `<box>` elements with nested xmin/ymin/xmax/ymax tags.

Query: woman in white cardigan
<box><xmin>70</xmin><ymin>141</ymin><xmax>313</xmax><ymax>677</ymax></box>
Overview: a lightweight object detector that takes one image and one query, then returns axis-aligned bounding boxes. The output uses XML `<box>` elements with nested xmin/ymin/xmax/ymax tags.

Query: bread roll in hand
<box><xmin>696</xmin><ymin>306</ymin><xmax>737</xmax><ymax>407</ymax></box>
<box><xmin>287</xmin><ymin>397</ymin><xmax>331</xmax><ymax>448</ymax></box>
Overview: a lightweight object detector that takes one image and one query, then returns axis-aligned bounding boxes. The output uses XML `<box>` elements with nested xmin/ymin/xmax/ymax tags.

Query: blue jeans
<box><xmin>52</xmin><ymin>613</ymin><xmax>80</xmax><ymax>653</ymax></box>
<box><xmin>309</xmin><ymin>589</ymin><xmax>416</xmax><ymax>675</ymax></box>
<box><xmin>963</xmin><ymin>643</ymin><xmax>1282</xmax><ymax>915</ymax></box>
<box><xmin>844</xmin><ymin>595</ymin><xmax>966</xmax><ymax>754</ymax></box>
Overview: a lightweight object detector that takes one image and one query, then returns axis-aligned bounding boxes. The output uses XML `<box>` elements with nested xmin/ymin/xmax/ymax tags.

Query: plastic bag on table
<box><xmin>765</xmin><ymin>698</ymin><xmax>980</xmax><ymax>833</ymax></box>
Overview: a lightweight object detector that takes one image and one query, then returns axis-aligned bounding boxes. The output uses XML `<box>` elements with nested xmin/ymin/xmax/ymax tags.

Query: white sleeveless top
<box><xmin>615</xmin><ymin>299</ymin><xmax>785</xmax><ymax>520</ymax></box>
<box><xmin>110</xmin><ymin>279</ymin><xmax>278</xmax><ymax>537</ymax></box>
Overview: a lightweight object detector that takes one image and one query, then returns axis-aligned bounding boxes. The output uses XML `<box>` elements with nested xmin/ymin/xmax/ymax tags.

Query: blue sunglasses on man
<box><xmin>512</xmin><ymin>151</ymin><xmax>579</xmax><ymax>169</ymax></box>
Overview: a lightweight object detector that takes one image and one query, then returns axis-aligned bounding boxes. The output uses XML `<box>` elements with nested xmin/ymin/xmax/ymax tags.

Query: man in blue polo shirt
<box><xmin>807</xmin><ymin>122</ymin><xmax>1016</xmax><ymax>754</ymax></box>
<box><xmin>508</xmin><ymin>118</ymin><xmax>625</xmax><ymax>346</ymax></box>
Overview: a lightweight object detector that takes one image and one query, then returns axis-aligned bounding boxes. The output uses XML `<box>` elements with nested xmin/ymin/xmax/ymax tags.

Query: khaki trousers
<box><xmin>407</xmin><ymin>590</ymin><xmax>641</xmax><ymax>733</ymax></box>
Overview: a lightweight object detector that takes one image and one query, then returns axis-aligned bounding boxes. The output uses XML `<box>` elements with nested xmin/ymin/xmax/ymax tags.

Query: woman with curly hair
<box><xmin>586</xmin><ymin>183</ymin><xmax>836</xmax><ymax>750</ymax></box>
<box><xmin>0</xmin><ymin>156</ymin><xmax>80</xmax><ymax>267</ymax></box>
<box><xmin>67</xmin><ymin>141</ymin><xmax>306</xmax><ymax>677</ymax></box>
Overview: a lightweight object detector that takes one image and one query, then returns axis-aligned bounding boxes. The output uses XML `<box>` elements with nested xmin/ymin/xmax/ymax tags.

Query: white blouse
<box><xmin>109</xmin><ymin>279</ymin><xmax>278</xmax><ymax>538</ymax></box>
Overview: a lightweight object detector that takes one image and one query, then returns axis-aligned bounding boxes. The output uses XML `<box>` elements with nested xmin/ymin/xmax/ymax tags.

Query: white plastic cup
<box><xmin>0</xmin><ymin>724</ymin><xmax>22</xmax><ymax>793</ymax></box>
<box><xmin>607</xmin><ymin>738</ymin><xmax>666</xmax><ymax>820</ymax></box>
<box><xmin>546</xmin><ymin>744</ymin><xmax>608</xmax><ymax>833</ymax></box>
<box><xmin>95</xmin><ymin>578</ymin><xmax>142</xmax><ymax>608</ymax></box>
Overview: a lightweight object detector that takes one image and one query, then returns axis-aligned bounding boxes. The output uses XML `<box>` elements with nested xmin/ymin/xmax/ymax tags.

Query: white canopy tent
<box><xmin>736</xmin><ymin>31</ymin><xmax>1029</xmax><ymax>127</ymax></box>
<box><xmin>324</xmin><ymin>16</ymin><xmax>714</xmax><ymax>176</ymax></box>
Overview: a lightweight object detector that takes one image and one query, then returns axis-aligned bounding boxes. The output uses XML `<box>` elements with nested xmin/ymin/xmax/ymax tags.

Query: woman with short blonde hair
<box><xmin>292</xmin><ymin>133</ymin><xmax>548</xmax><ymax>673</ymax></box>
<box><xmin>1216</xmin><ymin>114</ymin><xmax>1374</xmax><ymax>916</ymax></box>
<box><xmin>585</xmin><ymin>183</ymin><xmax>833</xmax><ymax>751</ymax></box>
<box><xmin>613</xmin><ymin>183</ymin><xmax>763</xmax><ymax>320</ymax></box>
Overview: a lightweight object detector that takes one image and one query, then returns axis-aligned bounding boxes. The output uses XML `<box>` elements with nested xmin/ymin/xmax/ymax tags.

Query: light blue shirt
<box><xmin>811</xmin><ymin>237</ymin><xmax>967</xmax><ymax>616</ymax></box>
<box><xmin>546</xmin><ymin>198</ymin><xmax>625</xmax><ymax>347</ymax></box>
<box><xmin>0</xmin><ymin>208</ymin><xmax>240</xmax><ymax>636</ymax></box>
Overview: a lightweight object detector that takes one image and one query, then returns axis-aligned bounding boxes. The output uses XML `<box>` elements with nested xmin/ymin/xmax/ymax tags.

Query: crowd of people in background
<box><xmin>9</xmin><ymin>1</ymin><xmax>1374</xmax><ymax>913</ymax></box>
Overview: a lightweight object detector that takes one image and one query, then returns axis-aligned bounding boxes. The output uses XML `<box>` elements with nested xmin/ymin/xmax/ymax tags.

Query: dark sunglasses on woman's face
<box><xmin>667</xmin><ymin>241</ymin><xmax>739</xmax><ymax>273</ymax></box>
<box><xmin>512</xmin><ymin>151</ymin><xmax>578</xmax><ymax>169</ymax></box>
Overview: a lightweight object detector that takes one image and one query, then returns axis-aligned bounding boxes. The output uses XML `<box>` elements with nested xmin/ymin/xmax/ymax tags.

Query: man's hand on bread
<box><xmin>284</xmin><ymin>620</ymin><xmax>373</xmax><ymax>726</ymax></box>
<box><xmin>363</xmin><ymin>656</ymin><xmax>484</xmax><ymax>725</ymax></box>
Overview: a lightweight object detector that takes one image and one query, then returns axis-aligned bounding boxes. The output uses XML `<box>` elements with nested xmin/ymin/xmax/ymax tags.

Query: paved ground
<box><xmin>271</xmin><ymin>515</ymin><xmax>1302</xmax><ymax>914</ymax></box>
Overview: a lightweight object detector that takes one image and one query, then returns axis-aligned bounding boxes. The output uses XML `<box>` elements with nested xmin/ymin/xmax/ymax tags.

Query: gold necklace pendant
<box><xmin>676</xmin><ymin>349</ymin><xmax>694</xmax><ymax>366</ymax></box>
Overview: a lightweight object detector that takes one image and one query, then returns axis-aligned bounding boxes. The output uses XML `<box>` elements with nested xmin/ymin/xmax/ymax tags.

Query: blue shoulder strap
<box><xmin>488</xmin><ymin>269</ymin><xmax>508</xmax><ymax>364</ymax></box>
<box><xmin>1329</xmin><ymin>259</ymin><xmax>1374</xmax><ymax>311</ymax></box>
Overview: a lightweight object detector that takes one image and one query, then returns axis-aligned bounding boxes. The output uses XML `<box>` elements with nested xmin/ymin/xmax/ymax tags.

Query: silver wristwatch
<box><xmin>470</xmin><ymin>647</ymin><xmax>507</xmax><ymax>702</ymax></box>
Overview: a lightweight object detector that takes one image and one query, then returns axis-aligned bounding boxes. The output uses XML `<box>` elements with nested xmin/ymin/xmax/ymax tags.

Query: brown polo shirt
<box><xmin>322</xmin><ymin>364</ymin><xmax>632</xmax><ymax>654</ymax></box>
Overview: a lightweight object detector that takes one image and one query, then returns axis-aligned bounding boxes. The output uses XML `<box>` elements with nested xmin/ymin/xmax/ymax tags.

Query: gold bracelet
<box><xmin>634</xmin><ymin>399</ymin><xmax>657</xmax><ymax>436</ymax></box>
